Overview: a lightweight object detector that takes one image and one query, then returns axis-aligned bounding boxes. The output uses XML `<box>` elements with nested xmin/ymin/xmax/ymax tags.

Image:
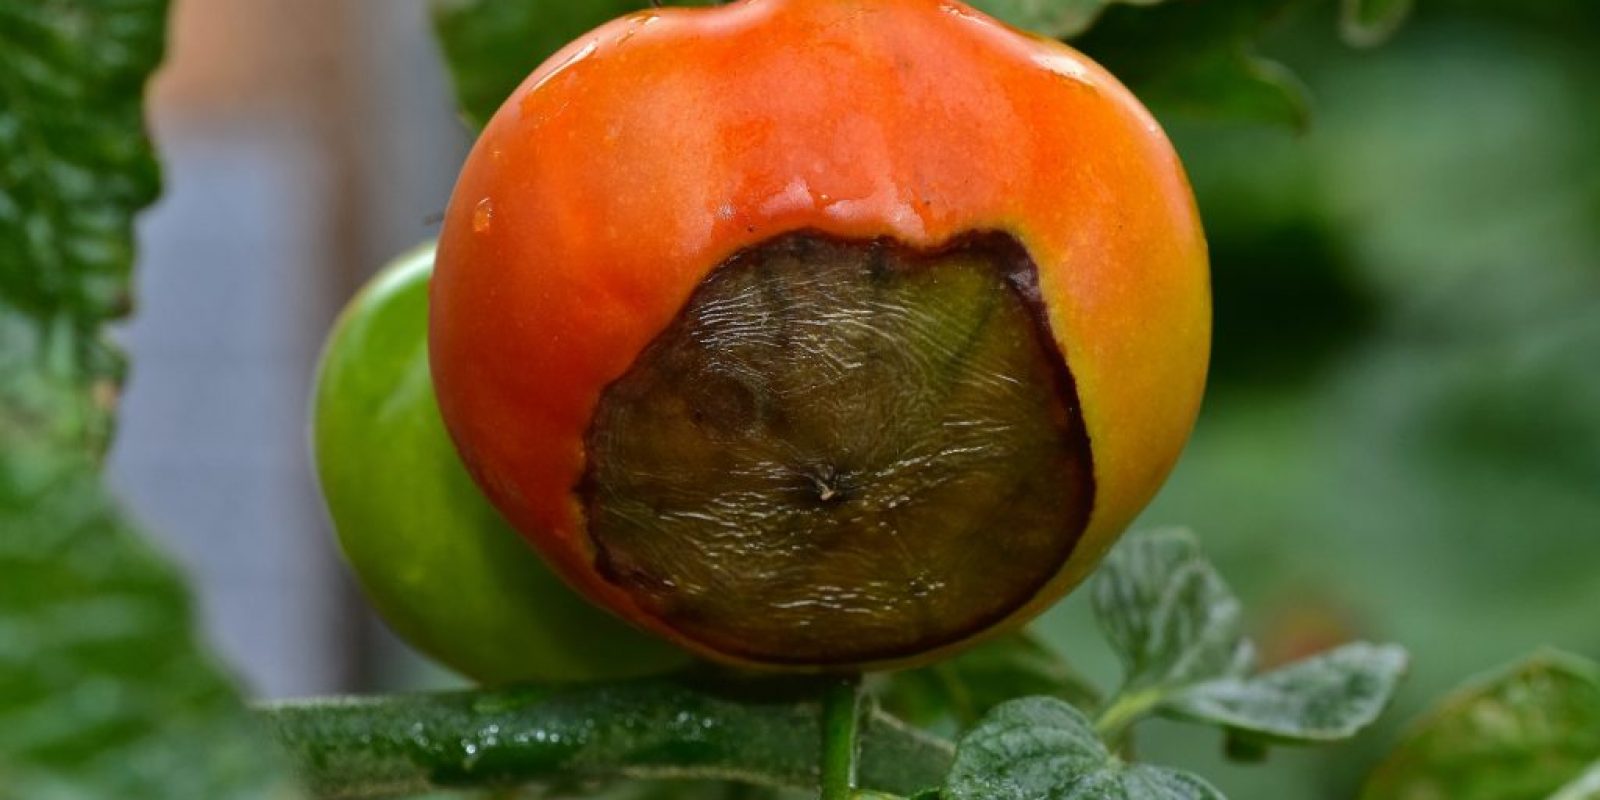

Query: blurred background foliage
<box><xmin>1027</xmin><ymin>0</ymin><xmax>1600</xmax><ymax>796</ymax></box>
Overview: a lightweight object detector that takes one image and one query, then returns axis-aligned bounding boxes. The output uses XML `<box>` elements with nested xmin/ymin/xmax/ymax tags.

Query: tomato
<box><xmin>313</xmin><ymin>245</ymin><xmax>690</xmax><ymax>684</ymax></box>
<box><xmin>430</xmin><ymin>0</ymin><xmax>1209</xmax><ymax>670</ymax></box>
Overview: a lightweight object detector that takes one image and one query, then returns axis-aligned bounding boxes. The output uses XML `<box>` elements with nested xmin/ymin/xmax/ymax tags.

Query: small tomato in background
<box><xmin>431</xmin><ymin>0</ymin><xmax>1209</xmax><ymax>670</ymax></box>
<box><xmin>314</xmin><ymin>245</ymin><xmax>690</xmax><ymax>684</ymax></box>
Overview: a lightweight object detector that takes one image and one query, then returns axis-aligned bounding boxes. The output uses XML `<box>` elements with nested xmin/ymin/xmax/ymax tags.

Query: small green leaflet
<box><xmin>1092</xmin><ymin>529</ymin><xmax>1406</xmax><ymax>747</ymax></box>
<box><xmin>1162</xmin><ymin>642</ymin><xmax>1408</xmax><ymax>744</ymax></box>
<box><xmin>1092</xmin><ymin>528</ymin><xmax>1249</xmax><ymax>695</ymax></box>
<box><xmin>1362</xmin><ymin>650</ymin><xmax>1600</xmax><ymax>800</ymax></box>
<box><xmin>944</xmin><ymin>697</ymin><xmax>1225</xmax><ymax>800</ymax></box>
<box><xmin>1069</xmin><ymin>0</ymin><xmax>1313</xmax><ymax>130</ymax></box>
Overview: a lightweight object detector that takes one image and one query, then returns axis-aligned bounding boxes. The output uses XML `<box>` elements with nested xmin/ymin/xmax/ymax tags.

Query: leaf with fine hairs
<box><xmin>1162</xmin><ymin>641</ymin><xmax>1409</xmax><ymax>744</ymax></box>
<box><xmin>1092</xmin><ymin>528</ymin><xmax>1249</xmax><ymax>696</ymax></box>
<box><xmin>944</xmin><ymin>697</ymin><xmax>1225</xmax><ymax>800</ymax></box>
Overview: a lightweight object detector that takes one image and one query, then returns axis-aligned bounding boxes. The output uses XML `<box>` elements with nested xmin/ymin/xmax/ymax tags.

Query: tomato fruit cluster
<box><xmin>337</xmin><ymin>0</ymin><xmax>1208</xmax><ymax>673</ymax></box>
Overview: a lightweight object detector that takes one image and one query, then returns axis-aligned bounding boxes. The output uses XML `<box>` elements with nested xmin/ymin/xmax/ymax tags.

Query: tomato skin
<box><xmin>431</xmin><ymin>0</ymin><xmax>1210</xmax><ymax>669</ymax></box>
<box><xmin>314</xmin><ymin>245</ymin><xmax>690</xmax><ymax>684</ymax></box>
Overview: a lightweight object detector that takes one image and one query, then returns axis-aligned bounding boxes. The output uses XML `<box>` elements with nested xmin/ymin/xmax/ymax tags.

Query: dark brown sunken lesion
<box><xmin>578</xmin><ymin>231</ymin><xmax>1094</xmax><ymax>665</ymax></box>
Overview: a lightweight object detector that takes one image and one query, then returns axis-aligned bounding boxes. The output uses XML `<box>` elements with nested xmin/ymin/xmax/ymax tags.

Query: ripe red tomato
<box><xmin>430</xmin><ymin>0</ymin><xmax>1209</xmax><ymax>670</ymax></box>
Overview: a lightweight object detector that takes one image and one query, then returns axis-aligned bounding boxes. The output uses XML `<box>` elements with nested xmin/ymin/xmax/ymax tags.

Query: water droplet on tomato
<box><xmin>473</xmin><ymin>198</ymin><xmax>494</xmax><ymax>233</ymax></box>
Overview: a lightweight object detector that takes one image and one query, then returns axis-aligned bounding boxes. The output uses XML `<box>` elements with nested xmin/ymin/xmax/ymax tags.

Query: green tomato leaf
<box><xmin>1361</xmin><ymin>650</ymin><xmax>1600</xmax><ymax>800</ymax></box>
<box><xmin>430</xmin><ymin>0</ymin><xmax>653</xmax><ymax>129</ymax></box>
<box><xmin>966</xmin><ymin>0</ymin><xmax>1168</xmax><ymax>40</ymax></box>
<box><xmin>944</xmin><ymin>697</ymin><xmax>1225</xmax><ymax>800</ymax></box>
<box><xmin>0</xmin><ymin>458</ymin><xmax>299</xmax><ymax>799</ymax></box>
<box><xmin>878</xmin><ymin>631</ymin><xmax>1100</xmax><ymax>735</ymax></box>
<box><xmin>0</xmin><ymin>302</ymin><xmax>121</xmax><ymax>488</ymax></box>
<box><xmin>1339</xmin><ymin>0</ymin><xmax>1414</xmax><ymax>48</ymax></box>
<box><xmin>0</xmin><ymin>0</ymin><xmax>163</xmax><ymax>328</ymax></box>
<box><xmin>1551</xmin><ymin>762</ymin><xmax>1600</xmax><ymax>800</ymax></box>
<box><xmin>1092</xmin><ymin>528</ymin><xmax>1249</xmax><ymax>696</ymax></box>
<box><xmin>1124</xmin><ymin>49</ymin><xmax>1310</xmax><ymax>131</ymax></box>
<box><xmin>1069</xmin><ymin>0</ymin><xmax>1313</xmax><ymax>130</ymax></box>
<box><xmin>0</xmin><ymin>0</ymin><xmax>170</xmax><ymax>459</ymax></box>
<box><xmin>1162</xmin><ymin>642</ymin><xmax>1409</xmax><ymax>744</ymax></box>
<box><xmin>0</xmin><ymin>1</ymin><xmax>301</xmax><ymax>797</ymax></box>
<box><xmin>1092</xmin><ymin>530</ymin><xmax>1405</xmax><ymax>749</ymax></box>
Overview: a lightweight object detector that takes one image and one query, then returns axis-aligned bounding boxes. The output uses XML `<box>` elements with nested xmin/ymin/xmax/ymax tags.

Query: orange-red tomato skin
<box><xmin>430</xmin><ymin>0</ymin><xmax>1210</xmax><ymax>669</ymax></box>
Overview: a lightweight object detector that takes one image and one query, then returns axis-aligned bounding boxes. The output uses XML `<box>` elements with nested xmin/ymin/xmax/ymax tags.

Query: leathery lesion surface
<box><xmin>582</xmin><ymin>232</ymin><xmax>1093</xmax><ymax>665</ymax></box>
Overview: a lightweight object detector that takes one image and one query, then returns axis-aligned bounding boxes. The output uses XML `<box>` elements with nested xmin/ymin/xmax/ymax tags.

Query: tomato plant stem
<box><xmin>820</xmin><ymin>675</ymin><xmax>864</xmax><ymax>800</ymax></box>
<box><xmin>259</xmin><ymin>678</ymin><xmax>951</xmax><ymax>799</ymax></box>
<box><xmin>1094</xmin><ymin>689</ymin><xmax>1161</xmax><ymax>743</ymax></box>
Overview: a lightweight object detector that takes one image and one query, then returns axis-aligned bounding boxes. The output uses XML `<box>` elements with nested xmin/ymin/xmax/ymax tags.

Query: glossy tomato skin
<box><xmin>314</xmin><ymin>245</ymin><xmax>690</xmax><ymax>683</ymax></box>
<box><xmin>431</xmin><ymin>0</ymin><xmax>1210</xmax><ymax>669</ymax></box>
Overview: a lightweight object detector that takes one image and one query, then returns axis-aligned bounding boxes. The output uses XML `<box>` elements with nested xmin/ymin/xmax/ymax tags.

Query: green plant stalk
<box><xmin>1094</xmin><ymin>688</ymin><xmax>1162</xmax><ymax>742</ymax></box>
<box><xmin>821</xmin><ymin>676</ymin><xmax>864</xmax><ymax>800</ymax></box>
<box><xmin>259</xmin><ymin>678</ymin><xmax>952</xmax><ymax>799</ymax></box>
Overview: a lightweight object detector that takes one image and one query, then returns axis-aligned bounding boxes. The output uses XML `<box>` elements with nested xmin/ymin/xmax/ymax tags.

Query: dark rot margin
<box><xmin>580</xmin><ymin>231</ymin><xmax>1095</xmax><ymax>665</ymax></box>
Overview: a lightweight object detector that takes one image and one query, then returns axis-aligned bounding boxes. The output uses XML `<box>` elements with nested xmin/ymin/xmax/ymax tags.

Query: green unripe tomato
<box><xmin>313</xmin><ymin>244</ymin><xmax>691</xmax><ymax>684</ymax></box>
